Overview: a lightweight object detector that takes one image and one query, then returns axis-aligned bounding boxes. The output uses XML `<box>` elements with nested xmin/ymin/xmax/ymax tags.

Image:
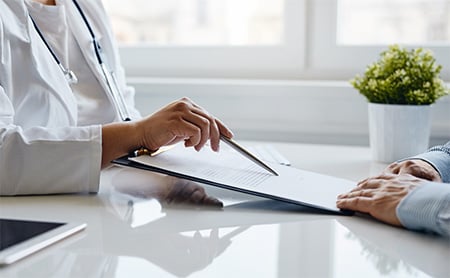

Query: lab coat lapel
<box><xmin>18</xmin><ymin>0</ymin><xmax>78</xmax><ymax>124</ymax></box>
<box><xmin>1</xmin><ymin>0</ymin><xmax>30</xmax><ymax>42</ymax></box>
<box><xmin>64</xmin><ymin>1</ymin><xmax>111</xmax><ymax>101</ymax></box>
<box><xmin>0</xmin><ymin>0</ymin><xmax>30</xmax><ymax>64</ymax></box>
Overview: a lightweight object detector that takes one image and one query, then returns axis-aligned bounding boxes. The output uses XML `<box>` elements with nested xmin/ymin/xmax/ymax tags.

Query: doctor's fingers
<box><xmin>183</xmin><ymin>98</ymin><xmax>234</xmax><ymax>143</ymax></box>
<box><xmin>215</xmin><ymin>117</ymin><xmax>233</xmax><ymax>138</ymax></box>
<box><xmin>186</xmin><ymin>106</ymin><xmax>234</xmax><ymax>152</ymax></box>
<box><xmin>172</xmin><ymin>120</ymin><xmax>203</xmax><ymax>149</ymax></box>
<box><xmin>166</xmin><ymin>98</ymin><xmax>216</xmax><ymax>151</ymax></box>
<box><xmin>145</xmin><ymin>116</ymin><xmax>202</xmax><ymax>150</ymax></box>
<box><xmin>192</xmin><ymin>108</ymin><xmax>236</xmax><ymax>152</ymax></box>
<box><xmin>187</xmin><ymin>106</ymin><xmax>221</xmax><ymax>151</ymax></box>
<box><xmin>188</xmin><ymin>99</ymin><xmax>233</xmax><ymax>137</ymax></box>
<box><xmin>180</xmin><ymin>111</ymin><xmax>214</xmax><ymax>151</ymax></box>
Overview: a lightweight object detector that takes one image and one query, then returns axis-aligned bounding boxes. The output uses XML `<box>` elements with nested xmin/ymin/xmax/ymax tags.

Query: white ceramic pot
<box><xmin>368</xmin><ymin>103</ymin><xmax>431</xmax><ymax>163</ymax></box>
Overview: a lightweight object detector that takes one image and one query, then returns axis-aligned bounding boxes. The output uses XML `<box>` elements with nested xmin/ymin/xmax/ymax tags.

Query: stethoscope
<box><xmin>29</xmin><ymin>0</ymin><xmax>131</xmax><ymax>121</ymax></box>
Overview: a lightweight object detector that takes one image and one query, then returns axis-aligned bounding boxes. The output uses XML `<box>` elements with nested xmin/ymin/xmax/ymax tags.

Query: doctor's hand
<box><xmin>336</xmin><ymin>174</ymin><xmax>424</xmax><ymax>227</ymax></box>
<box><xmin>382</xmin><ymin>159</ymin><xmax>442</xmax><ymax>182</ymax></box>
<box><xmin>101</xmin><ymin>97</ymin><xmax>233</xmax><ymax>168</ymax></box>
<box><xmin>137</xmin><ymin>97</ymin><xmax>233</xmax><ymax>152</ymax></box>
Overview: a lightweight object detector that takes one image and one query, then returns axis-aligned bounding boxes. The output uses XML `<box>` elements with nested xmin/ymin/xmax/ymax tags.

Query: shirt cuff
<box><xmin>397</xmin><ymin>182</ymin><xmax>450</xmax><ymax>237</ymax></box>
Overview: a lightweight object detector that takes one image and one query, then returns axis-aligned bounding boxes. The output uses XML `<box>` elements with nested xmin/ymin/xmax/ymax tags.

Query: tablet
<box><xmin>0</xmin><ymin>218</ymin><xmax>86</xmax><ymax>266</ymax></box>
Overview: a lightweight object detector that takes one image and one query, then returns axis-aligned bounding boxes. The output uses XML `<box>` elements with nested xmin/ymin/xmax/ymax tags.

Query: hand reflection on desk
<box><xmin>108</xmin><ymin>167</ymin><xmax>223</xmax><ymax>209</ymax></box>
<box><xmin>96</xmin><ymin>167</ymin><xmax>244</xmax><ymax>277</ymax></box>
<box><xmin>137</xmin><ymin>227</ymin><xmax>244</xmax><ymax>277</ymax></box>
<box><xmin>14</xmin><ymin>226</ymin><xmax>244</xmax><ymax>278</ymax></box>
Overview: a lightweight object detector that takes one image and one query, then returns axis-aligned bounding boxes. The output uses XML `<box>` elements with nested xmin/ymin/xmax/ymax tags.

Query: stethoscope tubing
<box><xmin>29</xmin><ymin>0</ymin><xmax>131</xmax><ymax>121</ymax></box>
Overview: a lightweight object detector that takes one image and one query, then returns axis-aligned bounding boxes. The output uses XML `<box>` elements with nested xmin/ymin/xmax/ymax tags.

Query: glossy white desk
<box><xmin>0</xmin><ymin>143</ymin><xmax>449</xmax><ymax>278</ymax></box>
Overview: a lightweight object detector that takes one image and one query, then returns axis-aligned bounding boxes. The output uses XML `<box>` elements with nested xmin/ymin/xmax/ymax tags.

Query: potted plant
<box><xmin>351</xmin><ymin>45</ymin><xmax>449</xmax><ymax>162</ymax></box>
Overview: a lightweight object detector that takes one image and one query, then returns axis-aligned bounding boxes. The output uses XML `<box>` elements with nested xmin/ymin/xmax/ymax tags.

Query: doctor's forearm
<box><xmin>101</xmin><ymin>122</ymin><xmax>141</xmax><ymax>168</ymax></box>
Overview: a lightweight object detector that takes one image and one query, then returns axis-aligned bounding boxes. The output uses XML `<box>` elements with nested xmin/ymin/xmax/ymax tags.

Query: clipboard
<box><xmin>112</xmin><ymin>143</ymin><xmax>355</xmax><ymax>215</ymax></box>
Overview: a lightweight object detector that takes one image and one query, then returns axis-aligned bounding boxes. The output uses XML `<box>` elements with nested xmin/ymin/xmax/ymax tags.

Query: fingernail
<box><xmin>212</xmin><ymin>144</ymin><xmax>219</xmax><ymax>152</ymax></box>
<box><xmin>211</xmin><ymin>199</ymin><xmax>223</xmax><ymax>207</ymax></box>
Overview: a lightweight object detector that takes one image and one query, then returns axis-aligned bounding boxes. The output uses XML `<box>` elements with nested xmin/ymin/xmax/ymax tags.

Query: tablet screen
<box><xmin>0</xmin><ymin>219</ymin><xmax>64</xmax><ymax>251</ymax></box>
<box><xmin>0</xmin><ymin>218</ymin><xmax>86</xmax><ymax>265</ymax></box>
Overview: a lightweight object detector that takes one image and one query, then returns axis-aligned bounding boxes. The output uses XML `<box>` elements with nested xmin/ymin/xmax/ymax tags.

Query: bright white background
<box><xmin>104</xmin><ymin>0</ymin><xmax>450</xmax><ymax>146</ymax></box>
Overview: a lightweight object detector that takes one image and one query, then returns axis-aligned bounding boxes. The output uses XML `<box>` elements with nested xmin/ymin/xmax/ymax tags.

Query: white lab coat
<box><xmin>0</xmin><ymin>0</ymin><xmax>141</xmax><ymax>195</ymax></box>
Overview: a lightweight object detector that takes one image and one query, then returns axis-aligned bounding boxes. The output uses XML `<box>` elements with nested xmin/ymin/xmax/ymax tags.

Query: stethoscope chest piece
<box><xmin>62</xmin><ymin>67</ymin><xmax>78</xmax><ymax>85</ymax></box>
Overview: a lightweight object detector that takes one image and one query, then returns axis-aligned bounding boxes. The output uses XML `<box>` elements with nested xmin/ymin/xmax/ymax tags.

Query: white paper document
<box><xmin>120</xmin><ymin>143</ymin><xmax>356</xmax><ymax>214</ymax></box>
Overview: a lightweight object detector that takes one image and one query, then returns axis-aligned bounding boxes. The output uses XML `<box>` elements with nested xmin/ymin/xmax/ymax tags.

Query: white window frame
<box><xmin>119</xmin><ymin>0</ymin><xmax>450</xmax><ymax>81</ymax></box>
<box><xmin>118</xmin><ymin>0</ymin><xmax>306</xmax><ymax>79</ymax></box>
<box><xmin>121</xmin><ymin>0</ymin><xmax>449</xmax><ymax>145</ymax></box>
<box><xmin>308</xmin><ymin>0</ymin><xmax>450</xmax><ymax>81</ymax></box>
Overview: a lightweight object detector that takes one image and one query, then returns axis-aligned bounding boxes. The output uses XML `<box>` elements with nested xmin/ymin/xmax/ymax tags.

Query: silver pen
<box><xmin>220</xmin><ymin>135</ymin><xmax>279</xmax><ymax>176</ymax></box>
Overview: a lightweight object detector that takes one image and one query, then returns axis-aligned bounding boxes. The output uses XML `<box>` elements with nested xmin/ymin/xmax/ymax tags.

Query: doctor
<box><xmin>0</xmin><ymin>0</ymin><xmax>233</xmax><ymax>195</ymax></box>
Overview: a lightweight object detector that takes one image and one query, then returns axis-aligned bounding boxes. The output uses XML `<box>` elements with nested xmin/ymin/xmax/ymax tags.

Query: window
<box><xmin>104</xmin><ymin>0</ymin><xmax>450</xmax><ymax>80</ymax></box>
<box><xmin>103</xmin><ymin>0</ymin><xmax>305</xmax><ymax>79</ymax></box>
<box><xmin>104</xmin><ymin>0</ymin><xmax>284</xmax><ymax>46</ymax></box>
<box><xmin>337</xmin><ymin>0</ymin><xmax>450</xmax><ymax>45</ymax></box>
<box><xmin>309</xmin><ymin>0</ymin><xmax>450</xmax><ymax>80</ymax></box>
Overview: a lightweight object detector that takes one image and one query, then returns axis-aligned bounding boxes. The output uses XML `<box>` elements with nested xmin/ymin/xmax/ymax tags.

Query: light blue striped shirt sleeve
<box><xmin>397</xmin><ymin>182</ymin><xmax>450</xmax><ymax>237</ymax></box>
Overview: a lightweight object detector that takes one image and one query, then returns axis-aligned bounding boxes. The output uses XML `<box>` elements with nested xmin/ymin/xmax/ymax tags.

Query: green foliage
<box><xmin>350</xmin><ymin>45</ymin><xmax>449</xmax><ymax>105</ymax></box>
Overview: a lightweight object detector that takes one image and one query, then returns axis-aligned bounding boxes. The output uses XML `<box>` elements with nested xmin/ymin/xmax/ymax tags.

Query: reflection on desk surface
<box><xmin>0</xmin><ymin>166</ymin><xmax>448</xmax><ymax>277</ymax></box>
<box><xmin>337</xmin><ymin>217</ymin><xmax>450</xmax><ymax>278</ymax></box>
<box><xmin>1</xmin><ymin>217</ymin><xmax>446</xmax><ymax>278</ymax></box>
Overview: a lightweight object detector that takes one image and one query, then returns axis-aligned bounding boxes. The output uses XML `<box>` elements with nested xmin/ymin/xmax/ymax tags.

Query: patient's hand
<box><xmin>383</xmin><ymin>159</ymin><xmax>441</xmax><ymax>182</ymax></box>
<box><xmin>336</xmin><ymin>174</ymin><xmax>424</xmax><ymax>227</ymax></box>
